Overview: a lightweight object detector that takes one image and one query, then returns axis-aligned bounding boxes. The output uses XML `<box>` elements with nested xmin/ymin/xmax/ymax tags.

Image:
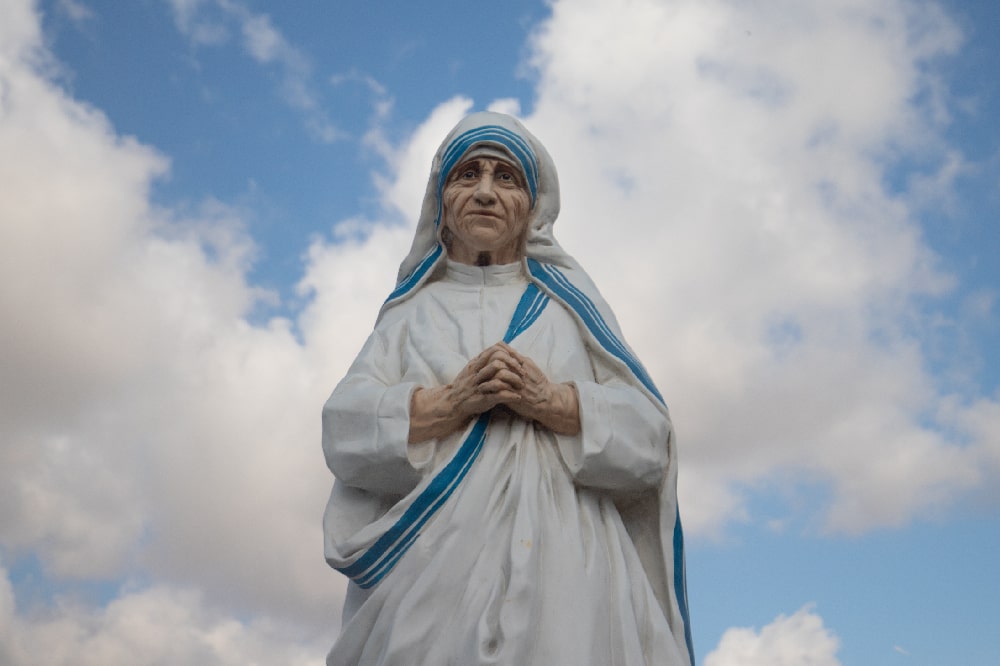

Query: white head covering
<box><xmin>383</xmin><ymin>111</ymin><xmax>583</xmax><ymax>307</ymax></box>
<box><xmin>379</xmin><ymin>111</ymin><xmax>694</xmax><ymax>661</ymax></box>
<box><xmin>383</xmin><ymin>112</ymin><xmax>665</xmax><ymax>400</ymax></box>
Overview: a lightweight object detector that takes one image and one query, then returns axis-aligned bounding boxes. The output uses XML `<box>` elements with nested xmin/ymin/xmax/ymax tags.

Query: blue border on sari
<box><xmin>337</xmin><ymin>283</ymin><xmax>549</xmax><ymax>589</ymax></box>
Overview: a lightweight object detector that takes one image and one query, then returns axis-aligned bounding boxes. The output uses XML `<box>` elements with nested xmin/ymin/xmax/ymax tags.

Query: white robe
<box><xmin>323</xmin><ymin>261</ymin><xmax>687</xmax><ymax>665</ymax></box>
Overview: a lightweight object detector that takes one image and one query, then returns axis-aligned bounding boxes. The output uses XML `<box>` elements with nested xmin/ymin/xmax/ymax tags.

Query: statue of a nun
<box><xmin>322</xmin><ymin>112</ymin><xmax>694</xmax><ymax>665</ymax></box>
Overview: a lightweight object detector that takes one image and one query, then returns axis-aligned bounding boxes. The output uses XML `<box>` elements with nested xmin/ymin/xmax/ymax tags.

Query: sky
<box><xmin>1</xmin><ymin>0</ymin><xmax>999</xmax><ymax>663</ymax></box>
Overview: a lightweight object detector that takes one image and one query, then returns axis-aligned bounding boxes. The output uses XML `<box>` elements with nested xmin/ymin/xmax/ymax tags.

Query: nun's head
<box><xmin>439</xmin><ymin>148</ymin><xmax>532</xmax><ymax>266</ymax></box>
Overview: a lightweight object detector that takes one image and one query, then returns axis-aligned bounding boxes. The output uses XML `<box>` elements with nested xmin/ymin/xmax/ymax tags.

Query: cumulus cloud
<box><xmin>2</xmin><ymin>0</ymin><xmax>998</xmax><ymax>662</ymax></box>
<box><xmin>0</xmin><ymin>0</ymin><xmax>340</xmax><ymax>642</ymax></box>
<box><xmin>704</xmin><ymin>605</ymin><xmax>841</xmax><ymax>666</ymax></box>
<box><xmin>0</xmin><ymin>564</ymin><xmax>325</xmax><ymax>666</ymax></box>
<box><xmin>516</xmin><ymin>0</ymin><xmax>998</xmax><ymax>535</ymax></box>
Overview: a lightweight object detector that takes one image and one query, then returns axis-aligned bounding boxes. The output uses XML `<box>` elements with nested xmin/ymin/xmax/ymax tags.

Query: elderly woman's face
<box><xmin>441</xmin><ymin>157</ymin><xmax>531</xmax><ymax>265</ymax></box>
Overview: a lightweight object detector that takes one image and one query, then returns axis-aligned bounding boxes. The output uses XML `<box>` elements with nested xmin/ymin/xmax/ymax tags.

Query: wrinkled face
<box><xmin>441</xmin><ymin>157</ymin><xmax>532</xmax><ymax>265</ymax></box>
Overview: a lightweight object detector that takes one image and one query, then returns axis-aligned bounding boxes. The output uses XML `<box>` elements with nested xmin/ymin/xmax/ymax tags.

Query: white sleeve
<box><xmin>556</xmin><ymin>357</ymin><xmax>672</xmax><ymax>493</ymax></box>
<box><xmin>322</xmin><ymin>327</ymin><xmax>429</xmax><ymax>495</ymax></box>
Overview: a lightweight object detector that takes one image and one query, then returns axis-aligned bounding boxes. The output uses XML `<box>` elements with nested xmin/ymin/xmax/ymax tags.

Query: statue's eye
<box><xmin>496</xmin><ymin>169</ymin><xmax>522</xmax><ymax>186</ymax></box>
<box><xmin>460</xmin><ymin>168</ymin><xmax>477</xmax><ymax>180</ymax></box>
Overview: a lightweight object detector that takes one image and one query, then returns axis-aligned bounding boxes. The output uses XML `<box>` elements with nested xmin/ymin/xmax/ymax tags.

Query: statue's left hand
<box><xmin>495</xmin><ymin>343</ymin><xmax>581</xmax><ymax>436</ymax></box>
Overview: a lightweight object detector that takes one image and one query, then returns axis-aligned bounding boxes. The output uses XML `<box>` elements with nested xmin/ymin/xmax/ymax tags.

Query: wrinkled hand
<box><xmin>452</xmin><ymin>342</ymin><xmax>526</xmax><ymax>414</ymax></box>
<box><xmin>408</xmin><ymin>343</ymin><xmax>521</xmax><ymax>443</ymax></box>
<box><xmin>408</xmin><ymin>342</ymin><xmax>580</xmax><ymax>444</ymax></box>
<box><xmin>493</xmin><ymin>343</ymin><xmax>580</xmax><ymax>435</ymax></box>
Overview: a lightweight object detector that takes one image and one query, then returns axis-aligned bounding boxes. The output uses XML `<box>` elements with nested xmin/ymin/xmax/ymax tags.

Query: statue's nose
<box><xmin>474</xmin><ymin>176</ymin><xmax>497</xmax><ymax>204</ymax></box>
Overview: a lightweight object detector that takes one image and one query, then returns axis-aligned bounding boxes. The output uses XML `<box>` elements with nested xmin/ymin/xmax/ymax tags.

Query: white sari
<box><xmin>323</xmin><ymin>113</ymin><xmax>694</xmax><ymax>665</ymax></box>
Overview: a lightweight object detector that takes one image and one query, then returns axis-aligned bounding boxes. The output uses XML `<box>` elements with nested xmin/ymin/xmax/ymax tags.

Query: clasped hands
<box><xmin>408</xmin><ymin>342</ymin><xmax>580</xmax><ymax>444</ymax></box>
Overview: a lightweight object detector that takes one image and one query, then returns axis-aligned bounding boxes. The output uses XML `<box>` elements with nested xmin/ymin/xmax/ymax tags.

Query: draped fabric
<box><xmin>322</xmin><ymin>113</ymin><xmax>693</xmax><ymax>665</ymax></box>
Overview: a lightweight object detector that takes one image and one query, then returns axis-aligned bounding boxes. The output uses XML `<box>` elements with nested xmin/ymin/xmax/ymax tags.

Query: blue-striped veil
<box><xmin>370</xmin><ymin>110</ymin><xmax>694</xmax><ymax>664</ymax></box>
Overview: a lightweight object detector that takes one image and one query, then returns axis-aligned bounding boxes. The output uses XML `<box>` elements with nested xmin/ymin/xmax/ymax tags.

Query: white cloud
<box><xmin>1</xmin><ymin>0</ymin><xmax>999</xmax><ymax>662</ymax></box>
<box><xmin>704</xmin><ymin>605</ymin><xmax>841</xmax><ymax>666</ymax></box>
<box><xmin>0</xmin><ymin>0</ymin><xmax>340</xmax><ymax>635</ymax></box>
<box><xmin>514</xmin><ymin>0</ymin><xmax>997</xmax><ymax>535</ymax></box>
<box><xmin>0</xmin><ymin>564</ymin><xmax>326</xmax><ymax>666</ymax></box>
<box><xmin>238</xmin><ymin>11</ymin><xmax>284</xmax><ymax>63</ymax></box>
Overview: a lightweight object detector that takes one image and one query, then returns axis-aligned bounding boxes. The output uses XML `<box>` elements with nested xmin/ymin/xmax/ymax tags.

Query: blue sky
<box><xmin>1</xmin><ymin>0</ymin><xmax>998</xmax><ymax>664</ymax></box>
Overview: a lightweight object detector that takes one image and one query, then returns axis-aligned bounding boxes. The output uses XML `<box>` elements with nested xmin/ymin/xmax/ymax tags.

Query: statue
<box><xmin>322</xmin><ymin>112</ymin><xmax>694</xmax><ymax>665</ymax></box>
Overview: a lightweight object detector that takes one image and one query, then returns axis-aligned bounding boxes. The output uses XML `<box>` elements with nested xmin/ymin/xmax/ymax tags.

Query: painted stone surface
<box><xmin>322</xmin><ymin>112</ymin><xmax>693</xmax><ymax>665</ymax></box>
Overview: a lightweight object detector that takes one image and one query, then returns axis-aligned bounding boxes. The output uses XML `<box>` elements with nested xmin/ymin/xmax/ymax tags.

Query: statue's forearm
<box><xmin>407</xmin><ymin>385</ymin><xmax>471</xmax><ymax>444</ymax></box>
<box><xmin>513</xmin><ymin>381</ymin><xmax>581</xmax><ymax>436</ymax></box>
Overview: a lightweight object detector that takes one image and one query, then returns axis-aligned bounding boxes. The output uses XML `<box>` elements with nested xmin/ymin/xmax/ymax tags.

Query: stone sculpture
<box><xmin>322</xmin><ymin>112</ymin><xmax>693</xmax><ymax>665</ymax></box>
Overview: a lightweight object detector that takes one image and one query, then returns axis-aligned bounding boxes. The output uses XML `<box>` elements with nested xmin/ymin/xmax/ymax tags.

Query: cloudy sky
<box><xmin>1</xmin><ymin>0</ymin><xmax>998</xmax><ymax>663</ymax></box>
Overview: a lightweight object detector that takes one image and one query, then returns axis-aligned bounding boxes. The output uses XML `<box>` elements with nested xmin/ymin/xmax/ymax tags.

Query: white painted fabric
<box><xmin>322</xmin><ymin>113</ymin><xmax>693</xmax><ymax>665</ymax></box>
